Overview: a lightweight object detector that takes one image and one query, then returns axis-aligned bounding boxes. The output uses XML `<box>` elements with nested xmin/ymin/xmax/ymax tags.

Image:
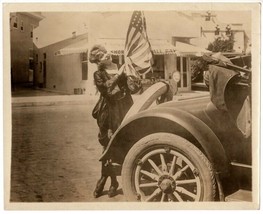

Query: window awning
<box><xmin>174</xmin><ymin>41</ymin><xmax>211</xmax><ymax>57</ymax></box>
<box><xmin>54</xmin><ymin>39</ymin><xmax>89</xmax><ymax>56</ymax></box>
<box><xmin>98</xmin><ymin>38</ymin><xmax>179</xmax><ymax>55</ymax></box>
<box><xmin>55</xmin><ymin>38</ymin><xmax>210</xmax><ymax>57</ymax></box>
<box><xmin>55</xmin><ymin>38</ymin><xmax>179</xmax><ymax>56</ymax></box>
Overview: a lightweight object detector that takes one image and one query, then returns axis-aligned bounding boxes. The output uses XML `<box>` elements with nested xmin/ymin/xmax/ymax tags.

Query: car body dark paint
<box><xmin>103</xmin><ymin>61</ymin><xmax>252</xmax><ymax>201</ymax></box>
<box><xmin>101</xmin><ymin>66</ymin><xmax>251</xmax><ymax>197</ymax></box>
<box><xmin>100</xmin><ymin>90</ymin><xmax>251</xmax><ymax>175</ymax></box>
<box><xmin>100</xmin><ymin>96</ymin><xmax>233</xmax><ymax>174</ymax></box>
<box><xmin>160</xmin><ymin>98</ymin><xmax>251</xmax><ymax>165</ymax></box>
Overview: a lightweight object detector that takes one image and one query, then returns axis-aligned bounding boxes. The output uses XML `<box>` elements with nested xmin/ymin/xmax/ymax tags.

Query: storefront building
<box><xmin>35</xmin><ymin>33</ymin><xmax>89</xmax><ymax>94</ymax></box>
<box><xmin>35</xmin><ymin>34</ymin><xmax>210</xmax><ymax>95</ymax></box>
<box><xmin>47</xmin><ymin>37</ymin><xmax>178</xmax><ymax>94</ymax></box>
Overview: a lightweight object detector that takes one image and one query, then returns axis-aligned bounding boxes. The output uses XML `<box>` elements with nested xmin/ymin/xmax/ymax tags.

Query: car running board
<box><xmin>225</xmin><ymin>189</ymin><xmax>252</xmax><ymax>202</ymax></box>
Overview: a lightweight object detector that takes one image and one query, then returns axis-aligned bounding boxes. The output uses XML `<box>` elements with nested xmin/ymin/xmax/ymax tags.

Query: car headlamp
<box><xmin>172</xmin><ymin>71</ymin><xmax>181</xmax><ymax>83</ymax></box>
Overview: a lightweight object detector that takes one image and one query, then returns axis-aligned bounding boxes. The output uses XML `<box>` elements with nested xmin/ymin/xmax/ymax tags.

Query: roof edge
<box><xmin>20</xmin><ymin>12</ymin><xmax>45</xmax><ymax>21</ymax></box>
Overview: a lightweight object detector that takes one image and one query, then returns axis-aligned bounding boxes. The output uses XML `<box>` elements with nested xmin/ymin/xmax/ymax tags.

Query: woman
<box><xmin>89</xmin><ymin>45</ymin><xmax>134</xmax><ymax>198</ymax></box>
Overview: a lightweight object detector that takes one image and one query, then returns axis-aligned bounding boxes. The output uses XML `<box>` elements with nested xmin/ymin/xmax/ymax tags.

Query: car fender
<box><xmin>100</xmin><ymin>106</ymin><xmax>229</xmax><ymax>174</ymax></box>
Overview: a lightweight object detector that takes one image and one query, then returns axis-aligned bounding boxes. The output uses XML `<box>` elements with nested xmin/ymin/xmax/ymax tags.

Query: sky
<box><xmin>34</xmin><ymin>10</ymin><xmax>252</xmax><ymax>48</ymax></box>
<box><xmin>216</xmin><ymin>11</ymin><xmax>251</xmax><ymax>36</ymax></box>
<box><xmin>34</xmin><ymin>12</ymin><xmax>90</xmax><ymax>47</ymax></box>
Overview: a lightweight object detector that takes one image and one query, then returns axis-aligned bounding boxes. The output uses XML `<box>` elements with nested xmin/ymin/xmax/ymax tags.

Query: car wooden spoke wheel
<box><xmin>133</xmin><ymin>149</ymin><xmax>202</xmax><ymax>202</ymax></box>
<box><xmin>122</xmin><ymin>133</ymin><xmax>216</xmax><ymax>202</ymax></box>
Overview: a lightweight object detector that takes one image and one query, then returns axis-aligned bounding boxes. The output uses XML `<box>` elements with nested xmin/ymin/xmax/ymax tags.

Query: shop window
<box><xmin>183</xmin><ymin>57</ymin><xmax>187</xmax><ymax>71</ymax></box>
<box><xmin>81</xmin><ymin>52</ymin><xmax>88</xmax><ymax>80</ymax></box>
<box><xmin>13</xmin><ymin>16</ymin><xmax>18</xmax><ymax>28</ymax></box>
<box><xmin>151</xmin><ymin>55</ymin><xmax>164</xmax><ymax>80</ymax></box>
<box><xmin>20</xmin><ymin>20</ymin><xmax>24</xmax><ymax>31</ymax></box>
<box><xmin>111</xmin><ymin>55</ymin><xmax>119</xmax><ymax>64</ymax></box>
<box><xmin>176</xmin><ymin>57</ymin><xmax>180</xmax><ymax>72</ymax></box>
<box><xmin>183</xmin><ymin>73</ymin><xmax>187</xmax><ymax>87</ymax></box>
<box><xmin>111</xmin><ymin>55</ymin><xmax>125</xmax><ymax>68</ymax></box>
<box><xmin>29</xmin><ymin>59</ymin><xmax>34</xmax><ymax>70</ymax></box>
<box><xmin>176</xmin><ymin>56</ymin><xmax>189</xmax><ymax>88</ymax></box>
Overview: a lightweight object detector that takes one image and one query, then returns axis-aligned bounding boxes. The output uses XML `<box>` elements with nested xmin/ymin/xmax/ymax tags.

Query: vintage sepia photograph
<box><xmin>3</xmin><ymin>2</ymin><xmax>260</xmax><ymax>210</ymax></box>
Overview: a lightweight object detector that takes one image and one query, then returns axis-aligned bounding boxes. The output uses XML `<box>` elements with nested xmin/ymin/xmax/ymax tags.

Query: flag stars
<box><xmin>130</xmin><ymin>11</ymin><xmax>144</xmax><ymax>30</ymax></box>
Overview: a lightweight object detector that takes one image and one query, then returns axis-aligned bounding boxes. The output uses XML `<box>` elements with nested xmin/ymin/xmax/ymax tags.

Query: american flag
<box><xmin>124</xmin><ymin>11</ymin><xmax>153</xmax><ymax>77</ymax></box>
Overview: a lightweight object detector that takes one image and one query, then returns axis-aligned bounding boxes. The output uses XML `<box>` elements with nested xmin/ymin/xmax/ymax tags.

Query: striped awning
<box><xmin>55</xmin><ymin>38</ymin><xmax>210</xmax><ymax>57</ymax></box>
<box><xmin>54</xmin><ymin>39</ymin><xmax>89</xmax><ymax>56</ymax></box>
<box><xmin>55</xmin><ymin>38</ymin><xmax>179</xmax><ymax>56</ymax></box>
<box><xmin>98</xmin><ymin>38</ymin><xmax>179</xmax><ymax>55</ymax></box>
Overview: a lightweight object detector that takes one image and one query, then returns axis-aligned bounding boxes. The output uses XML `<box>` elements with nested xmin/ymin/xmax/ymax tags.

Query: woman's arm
<box><xmin>94</xmin><ymin>71</ymin><xmax>120</xmax><ymax>97</ymax></box>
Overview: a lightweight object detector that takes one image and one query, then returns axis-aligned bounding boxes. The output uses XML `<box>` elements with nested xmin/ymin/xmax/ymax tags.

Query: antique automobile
<box><xmin>100</xmin><ymin>57</ymin><xmax>252</xmax><ymax>202</ymax></box>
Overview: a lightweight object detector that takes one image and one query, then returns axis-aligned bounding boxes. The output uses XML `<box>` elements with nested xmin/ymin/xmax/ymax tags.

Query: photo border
<box><xmin>3</xmin><ymin>1</ymin><xmax>261</xmax><ymax>210</ymax></box>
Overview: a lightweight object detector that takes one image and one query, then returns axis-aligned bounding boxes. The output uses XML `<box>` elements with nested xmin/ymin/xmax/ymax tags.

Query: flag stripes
<box><xmin>124</xmin><ymin>11</ymin><xmax>153</xmax><ymax>77</ymax></box>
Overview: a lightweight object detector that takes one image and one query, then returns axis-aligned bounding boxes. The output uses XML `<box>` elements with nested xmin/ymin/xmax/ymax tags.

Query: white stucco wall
<box><xmin>233</xmin><ymin>31</ymin><xmax>245</xmax><ymax>53</ymax></box>
<box><xmin>36</xmin><ymin>34</ymin><xmax>91</xmax><ymax>94</ymax></box>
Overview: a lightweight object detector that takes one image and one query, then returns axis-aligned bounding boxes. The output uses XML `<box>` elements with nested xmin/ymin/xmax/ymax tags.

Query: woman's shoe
<box><xmin>108</xmin><ymin>181</ymin><xmax>119</xmax><ymax>198</ymax></box>
<box><xmin>93</xmin><ymin>176</ymin><xmax>107</xmax><ymax>198</ymax></box>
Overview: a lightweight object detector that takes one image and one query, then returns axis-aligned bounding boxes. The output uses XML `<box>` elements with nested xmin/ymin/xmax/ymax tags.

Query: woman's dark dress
<box><xmin>93</xmin><ymin>67</ymin><xmax>133</xmax><ymax>177</ymax></box>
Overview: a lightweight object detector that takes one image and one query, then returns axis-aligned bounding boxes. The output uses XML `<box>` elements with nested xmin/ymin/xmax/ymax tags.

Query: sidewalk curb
<box><xmin>12</xmin><ymin>95</ymin><xmax>98</xmax><ymax>107</ymax></box>
<box><xmin>12</xmin><ymin>93</ymin><xmax>210</xmax><ymax>107</ymax></box>
<box><xmin>12</xmin><ymin>100</ymin><xmax>90</xmax><ymax>107</ymax></box>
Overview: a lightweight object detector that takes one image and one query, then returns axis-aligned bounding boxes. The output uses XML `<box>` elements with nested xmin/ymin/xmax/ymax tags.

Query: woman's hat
<box><xmin>89</xmin><ymin>45</ymin><xmax>107</xmax><ymax>64</ymax></box>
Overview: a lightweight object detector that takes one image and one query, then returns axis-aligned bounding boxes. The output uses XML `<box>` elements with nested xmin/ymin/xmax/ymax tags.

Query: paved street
<box><xmin>10</xmin><ymin>103</ymin><xmax>126</xmax><ymax>202</ymax></box>
<box><xmin>10</xmin><ymin>90</ymin><xmax>209</xmax><ymax>203</ymax></box>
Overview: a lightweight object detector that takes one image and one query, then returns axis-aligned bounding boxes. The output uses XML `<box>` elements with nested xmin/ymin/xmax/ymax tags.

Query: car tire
<box><xmin>121</xmin><ymin>133</ymin><xmax>216</xmax><ymax>202</ymax></box>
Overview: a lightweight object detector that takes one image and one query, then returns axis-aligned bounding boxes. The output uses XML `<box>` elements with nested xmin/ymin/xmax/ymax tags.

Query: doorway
<box><xmin>176</xmin><ymin>56</ymin><xmax>191</xmax><ymax>91</ymax></box>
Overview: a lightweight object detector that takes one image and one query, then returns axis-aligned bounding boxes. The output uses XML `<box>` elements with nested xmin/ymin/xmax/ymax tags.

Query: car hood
<box><xmin>156</xmin><ymin>96</ymin><xmax>210</xmax><ymax>115</ymax></box>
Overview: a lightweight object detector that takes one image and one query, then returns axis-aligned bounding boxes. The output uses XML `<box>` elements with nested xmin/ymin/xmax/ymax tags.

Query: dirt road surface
<box><xmin>10</xmin><ymin>103</ymin><xmax>126</xmax><ymax>203</ymax></box>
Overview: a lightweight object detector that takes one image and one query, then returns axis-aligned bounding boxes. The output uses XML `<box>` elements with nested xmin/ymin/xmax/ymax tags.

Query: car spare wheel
<box><xmin>121</xmin><ymin>133</ymin><xmax>216</xmax><ymax>202</ymax></box>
